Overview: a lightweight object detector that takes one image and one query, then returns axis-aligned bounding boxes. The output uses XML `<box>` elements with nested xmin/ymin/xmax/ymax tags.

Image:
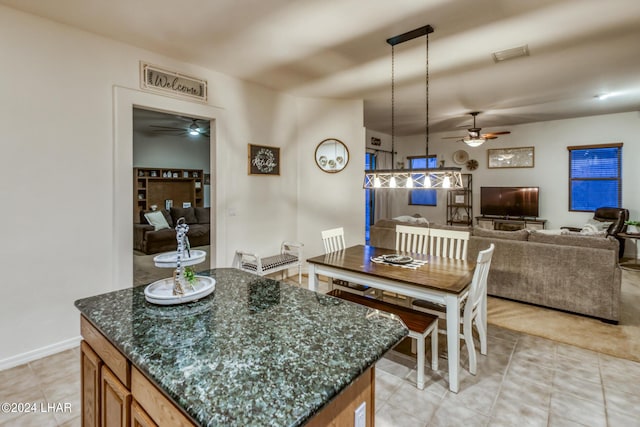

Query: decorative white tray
<box><xmin>381</xmin><ymin>254</ymin><xmax>414</xmax><ymax>265</ymax></box>
<box><xmin>144</xmin><ymin>276</ymin><xmax>215</xmax><ymax>305</ymax></box>
<box><xmin>153</xmin><ymin>250</ymin><xmax>206</xmax><ymax>268</ymax></box>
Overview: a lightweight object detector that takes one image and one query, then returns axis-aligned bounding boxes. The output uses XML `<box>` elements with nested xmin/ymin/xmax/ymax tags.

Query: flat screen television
<box><xmin>480</xmin><ymin>187</ymin><xmax>539</xmax><ymax>218</ymax></box>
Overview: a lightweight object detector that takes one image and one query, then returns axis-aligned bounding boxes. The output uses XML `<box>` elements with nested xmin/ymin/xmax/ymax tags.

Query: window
<box><xmin>408</xmin><ymin>156</ymin><xmax>438</xmax><ymax>206</ymax></box>
<box><xmin>364</xmin><ymin>152</ymin><xmax>376</xmax><ymax>242</ymax></box>
<box><xmin>568</xmin><ymin>143</ymin><xmax>622</xmax><ymax>212</ymax></box>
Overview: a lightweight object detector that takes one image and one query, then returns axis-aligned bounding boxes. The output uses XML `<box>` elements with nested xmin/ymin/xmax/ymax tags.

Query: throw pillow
<box><xmin>140</xmin><ymin>209</ymin><xmax>173</xmax><ymax>227</ymax></box>
<box><xmin>195</xmin><ymin>207</ymin><xmax>210</xmax><ymax>224</ymax></box>
<box><xmin>561</xmin><ymin>229</ymin><xmax>607</xmax><ymax>237</ymax></box>
<box><xmin>144</xmin><ymin>211</ymin><xmax>171</xmax><ymax>231</ymax></box>
<box><xmin>582</xmin><ymin>218</ymin><xmax>613</xmax><ymax>233</ymax></box>
<box><xmin>170</xmin><ymin>206</ymin><xmax>198</xmax><ymax>224</ymax></box>
<box><xmin>392</xmin><ymin>215</ymin><xmax>429</xmax><ymax>225</ymax></box>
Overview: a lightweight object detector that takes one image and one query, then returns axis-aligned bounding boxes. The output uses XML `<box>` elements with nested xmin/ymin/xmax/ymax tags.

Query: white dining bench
<box><xmin>233</xmin><ymin>241</ymin><xmax>303</xmax><ymax>284</ymax></box>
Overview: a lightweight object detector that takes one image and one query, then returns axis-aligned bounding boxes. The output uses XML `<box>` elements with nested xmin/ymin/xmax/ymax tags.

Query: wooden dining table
<box><xmin>306</xmin><ymin>245</ymin><xmax>476</xmax><ymax>393</ymax></box>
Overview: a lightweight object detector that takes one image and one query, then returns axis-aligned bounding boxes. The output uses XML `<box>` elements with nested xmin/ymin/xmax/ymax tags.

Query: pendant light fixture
<box><xmin>363</xmin><ymin>25</ymin><xmax>463</xmax><ymax>190</ymax></box>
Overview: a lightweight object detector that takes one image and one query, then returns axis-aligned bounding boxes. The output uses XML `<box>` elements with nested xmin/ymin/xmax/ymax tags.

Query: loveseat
<box><xmin>370</xmin><ymin>218</ymin><xmax>621</xmax><ymax>322</ymax></box>
<box><xmin>134</xmin><ymin>206</ymin><xmax>210</xmax><ymax>254</ymax></box>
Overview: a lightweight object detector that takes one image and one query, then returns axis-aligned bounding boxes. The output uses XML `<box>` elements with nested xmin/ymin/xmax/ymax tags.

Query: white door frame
<box><xmin>113</xmin><ymin>86</ymin><xmax>226</xmax><ymax>289</ymax></box>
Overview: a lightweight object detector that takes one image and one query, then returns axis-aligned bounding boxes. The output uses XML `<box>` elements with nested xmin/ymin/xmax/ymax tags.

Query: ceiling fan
<box><xmin>443</xmin><ymin>112</ymin><xmax>510</xmax><ymax>147</ymax></box>
<box><xmin>149</xmin><ymin>118</ymin><xmax>210</xmax><ymax>137</ymax></box>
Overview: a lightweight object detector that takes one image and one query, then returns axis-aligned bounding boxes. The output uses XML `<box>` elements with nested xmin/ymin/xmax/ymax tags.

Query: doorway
<box><xmin>131</xmin><ymin>108</ymin><xmax>212</xmax><ymax>286</ymax></box>
<box><xmin>113</xmin><ymin>86</ymin><xmax>225</xmax><ymax>289</ymax></box>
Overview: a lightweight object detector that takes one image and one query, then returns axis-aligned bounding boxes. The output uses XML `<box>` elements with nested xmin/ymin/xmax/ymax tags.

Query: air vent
<box><xmin>492</xmin><ymin>45</ymin><xmax>529</xmax><ymax>63</ymax></box>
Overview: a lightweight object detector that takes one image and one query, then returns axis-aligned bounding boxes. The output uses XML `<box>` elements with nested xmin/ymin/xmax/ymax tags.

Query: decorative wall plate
<box><xmin>453</xmin><ymin>150</ymin><xmax>469</xmax><ymax>165</ymax></box>
<box><xmin>466</xmin><ymin>159</ymin><xmax>479</xmax><ymax>170</ymax></box>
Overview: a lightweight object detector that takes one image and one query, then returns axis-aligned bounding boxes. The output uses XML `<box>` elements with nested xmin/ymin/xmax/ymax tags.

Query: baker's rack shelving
<box><xmin>446</xmin><ymin>174</ymin><xmax>472</xmax><ymax>226</ymax></box>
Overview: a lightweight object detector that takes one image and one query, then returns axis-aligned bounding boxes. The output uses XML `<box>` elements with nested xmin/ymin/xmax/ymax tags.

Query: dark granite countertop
<box><xmin>75</xmin><ymin>268</ymin><xmax>407</xmax><ymax>427</ymax></box>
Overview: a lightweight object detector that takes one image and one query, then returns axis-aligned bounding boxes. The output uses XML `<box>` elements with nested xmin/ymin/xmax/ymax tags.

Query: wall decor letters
<box><xmin>140</xmin><ymin>62</ymin><xmax>207</xmax><ymax>102</ymax></box>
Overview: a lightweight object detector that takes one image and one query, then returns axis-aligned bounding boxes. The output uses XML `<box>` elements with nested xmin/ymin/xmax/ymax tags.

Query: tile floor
<box><xmin>2</xmin><ymin>326</ymin><xmax>639</xmax><ymax>426</ymax></box>
<box><xmin>0</xmin><ymin>347</ymin><xmax>80</xmax><ymax>426</ymax></box>
<box><xmin>375</xmin><ymin>326</ymin><xmax>640</xmax><ymax>427</ymax></box>
<box><xmin>2</xmin><ymin>288</ymin><xmax>640</xmax><ymax>426</ymax></box>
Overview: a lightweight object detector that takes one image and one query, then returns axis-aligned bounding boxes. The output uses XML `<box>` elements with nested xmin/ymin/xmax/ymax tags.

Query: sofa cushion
<box><xmin>430</xmin><ymin>223</ymin><xmax>472</xmax><ymax>232</ymax></box>
<box><xmin>186</xmin><ymin>224</ymin><xmax>209</xmax><ymax>238</ymax></box>
<box><xmin>472</xmin><ymin>227</ymin><xmax>529</xmax><ymax>241</ymax></box>
<box><xmin>195</xmin><ymin>207</ymin><xmax>210</xmax><ymax>224</ymax></box>
<box><xmin>528</xmin><ymin>230</ymin><xmax>617</xmax><ymax>250</ymax></box>
<box><xmin>144</xmin><ymin>211</ymin><xmax>171</xmax><ymax>231</ymax></box>
<box><xmin>170</xmin><ymin>206</ymin><xmax>198</xmax><ymax>224</ymax></box>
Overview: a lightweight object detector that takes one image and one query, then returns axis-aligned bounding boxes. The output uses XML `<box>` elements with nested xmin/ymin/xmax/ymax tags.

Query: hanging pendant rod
<box><xmin>386</xmin><ymin>25</ymin><xmax>433</xmax><ymax>46</ymax></box>
<box><xmin>364</xmin><ymin>24</ymin><xmax>462</xmax><ymax>190</ymax></box>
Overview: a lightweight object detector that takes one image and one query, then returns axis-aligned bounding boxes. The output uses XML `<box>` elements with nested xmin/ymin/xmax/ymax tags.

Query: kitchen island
<box><xmin>75</xmin><ymin>268</ymin><xmax>407</xmax><ymax>426</ymax></box>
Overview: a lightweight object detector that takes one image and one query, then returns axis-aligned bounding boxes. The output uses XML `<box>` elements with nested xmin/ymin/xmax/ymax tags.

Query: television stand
<box><xmin>476</xmin><ymin>216</ymin><xmax>547</xmax><ymax>231</ymax></box>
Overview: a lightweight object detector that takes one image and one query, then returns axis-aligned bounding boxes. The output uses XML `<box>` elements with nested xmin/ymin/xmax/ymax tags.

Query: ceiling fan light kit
<box><xmin>363</xmin><ymin>25</ymin><xmax>463</xmax><ymax>190</ymax></box>
<box><xmin>464</xmin><ymin>138</ymin><xmax>486</xmax><ymax>148</ymax></box>
<box><xmin>445</xmin><ymin>111</ymin><xmax>511</xmax><ymax>147</ymax></box>
<box><xmin>150</xmin><ymin>117</ymin><xmax>210</xmax><ymax>137</ymax></box>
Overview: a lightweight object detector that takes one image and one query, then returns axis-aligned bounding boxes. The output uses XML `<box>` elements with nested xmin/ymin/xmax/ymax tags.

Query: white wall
<box><xmin>0</xmin><ymin>6</ymin><xmax>364</xmax><ymax>367</ymax></box>
<box><xmin>375</xmin><ymin>112</ymin><xmax>640</xmax><ymax>250</ymax></box>
<box><xmin>297</xmin><ymin>98</ymin><xmax>366</xmax><ymax>262</ymax></box>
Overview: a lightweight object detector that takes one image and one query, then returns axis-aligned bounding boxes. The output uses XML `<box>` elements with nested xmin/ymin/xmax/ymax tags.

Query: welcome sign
<box><xmin>140</xmin><ymin>62</ymin><xmax>207</xmax><ymax>102</ymax></box>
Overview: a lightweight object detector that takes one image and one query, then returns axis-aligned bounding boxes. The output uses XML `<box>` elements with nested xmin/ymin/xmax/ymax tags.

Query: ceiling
<box><xmin>133</xmin><ymin>108</ymin><xmax>210</xmax><ymax>139</ymax></box>
<box><xmin>4</xmin><ymin>0</ymin><xmax>640</xmax><ymax>136</ymax></box>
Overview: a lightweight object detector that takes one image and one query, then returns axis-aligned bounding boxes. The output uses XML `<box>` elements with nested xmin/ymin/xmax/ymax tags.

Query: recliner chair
<box><xmin>563</xmin><ymin>207</ymin><xmax>629</xmax><ymax>257</ymax></box>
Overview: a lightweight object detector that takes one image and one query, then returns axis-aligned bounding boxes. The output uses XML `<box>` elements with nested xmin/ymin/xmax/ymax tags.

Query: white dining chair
<box><xmin>395</xmin><ymin>225</ymin><xmax>430</xmax><ymax>254</ymax></box>
<box><xmin>387</xmin><ymin>225</ymin><xmax>431</xmax><ymax>302</ymax></box>
<box><xmin>412</xmin><ymin>244</ymin><xmax>495</xmax><ymax>375</ymax></box>
<box><xmin>427</xmin><ymin>228</ymin><xmax>470</xmax><ymax>260</ymax></box>
<box><xmin>321</xmin><ymin>227</ymin><xmax>372</xmax><ymax>296</ymax></box>
<box><xmin>321</xmin><ymin>227</ymin><xmax>346</xmax><ymax>253</ymax></box>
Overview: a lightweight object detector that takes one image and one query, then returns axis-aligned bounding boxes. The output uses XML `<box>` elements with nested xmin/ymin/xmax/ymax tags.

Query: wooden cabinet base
<box><xmin>131</xmin><ymin>400</ymin><xmax>158</xmax><ymax>427</ymax></box>
<box><xmin>81</xmin><ymin>341</ymin><xmax>102</xmax><ymax>427</ymax></box>
<box><xmin>131</xmin><ymin>367</ymin><xmax>194</xmax><ymax>427</ymax></box>
<box><xmin>101</xmin><ymin>366</ymin><xmax>131</xmax><ymax>427</ymax></box>
<box><xmin>306</xmin><ymin>366</ymin><xmax>374</xmax><ymax>427</ymax></box>
<box><xmin>81</xmin><ymin>315</ymin><xmax>375</xmax><ymax>426</ymax></box>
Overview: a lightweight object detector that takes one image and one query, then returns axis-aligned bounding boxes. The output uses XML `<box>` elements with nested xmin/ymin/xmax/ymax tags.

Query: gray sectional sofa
<box><xmin>369</xmin><ymin>219</ymin><xmax>621</xmax><ymax>322</ymax></box>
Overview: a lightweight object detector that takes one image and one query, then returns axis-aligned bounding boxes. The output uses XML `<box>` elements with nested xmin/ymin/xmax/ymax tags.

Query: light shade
<box><xmin>363</xmin><ymin>168</ymin><xmax>464</xmax><ymax>189</ymax></box>
<box><xmin>464</xmin><ymin>137</ymin><xmax>486</xmax><ymax>147</ymax></box>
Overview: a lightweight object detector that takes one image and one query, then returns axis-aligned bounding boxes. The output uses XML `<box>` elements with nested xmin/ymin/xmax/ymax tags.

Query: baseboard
<box><xmin>0</xmin><ymin>336</ymin><xmax>82</xmax><ymax>371</ymax></box>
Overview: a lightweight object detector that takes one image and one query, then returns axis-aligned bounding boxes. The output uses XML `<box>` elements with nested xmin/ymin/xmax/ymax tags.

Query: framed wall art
<box><xmin>248</xmin><ymin>144</ymin><xmax>280</xmax><ymax>175</ymax></box>
<box><xmin>487</xmin><ymin>146</ymin><xmax>535</xmax><ymax>169</ymax></box>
